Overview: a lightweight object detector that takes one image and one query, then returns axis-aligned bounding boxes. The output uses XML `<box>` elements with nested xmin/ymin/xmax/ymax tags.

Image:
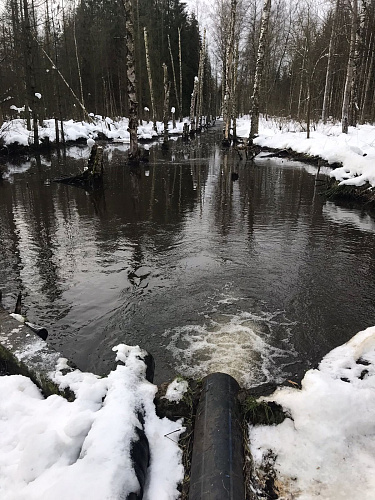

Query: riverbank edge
<box><xmin>258</xmin><ymin>145</ymin><xmax>375</xmax><ymax>208</ymax></box>
<box><xmin>0</xmin><ymin>303</ymin><xmax>286</xmax><ymax>499</ymax></box>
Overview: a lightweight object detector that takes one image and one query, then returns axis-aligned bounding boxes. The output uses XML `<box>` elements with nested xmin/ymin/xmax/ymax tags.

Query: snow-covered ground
<box><xmin>3</xmin><ymin>326</ymin><xmax>375</xmax><ymax>499</ymax></box>
<box><xmin>235</xmin><ymin>116</ymin><xmax>375</xmax><ymax>188</ymax></box>
<box><xmin>2</xmin><ymin>113</ymin><xmax>375</xmax><ymax>189</ymax></box>
<box><xmin>0</xmin><ymin>115</ymin><xmax>185</xmax><ymax>148</ymax></box>
<box><xmin>249</xmin><ymin>326</ymin><xmax>375</xmax><ymax>499</ymax></box>
<box><xmin>0</xmin><ymin>344</ymin><xmax>185</xmax><ymax>500</ymax></box>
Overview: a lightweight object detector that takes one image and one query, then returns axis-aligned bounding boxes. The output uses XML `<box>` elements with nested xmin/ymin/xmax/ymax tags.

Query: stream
<box><xmin>1</xmin><ymin>126</ymin><xmax>375</xmax><ymax>388</ymax></box>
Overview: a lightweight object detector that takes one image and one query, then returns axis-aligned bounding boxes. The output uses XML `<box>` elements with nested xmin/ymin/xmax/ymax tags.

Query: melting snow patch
<box><xmin>164</xmin><ymin>378</ymin><xmax>189</xmax><ymax>402</ymax></box>
<box><xmin>249</xmin><ymin>326</ymin><xmax>375</xmax><ymax>499</ymax></box>
<box><xmin>0</xmin><ymin>344</ymin><xmax>184</xmax><ymax>499</ymax></box>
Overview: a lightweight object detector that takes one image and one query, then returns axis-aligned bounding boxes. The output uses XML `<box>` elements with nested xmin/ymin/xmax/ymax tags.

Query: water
<box><xmin>1</xmin><ymin>128</ymin><xmax>375</xmax><ymax>387</ymax></box>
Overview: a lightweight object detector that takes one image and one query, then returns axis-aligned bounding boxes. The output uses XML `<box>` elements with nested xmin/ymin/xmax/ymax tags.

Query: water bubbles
<box><xmin>165</xmin><ymin>294</ymin><xmax>297</xmax><ymax>388</ymax></box>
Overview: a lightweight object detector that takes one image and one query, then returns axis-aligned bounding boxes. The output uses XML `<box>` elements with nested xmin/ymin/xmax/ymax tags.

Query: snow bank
<box><xmin>0</xmin><ymin>115</ymin><xmax>187</xmax><ymax>148</ymax></box>
<box><xmin>236</xmin><ymin>116</ymin><xmax>375</xmax><ymax>188</ymax></box>
<box><xmin>0</xmin><ymin>345</ymin><xmax>184</xmax><ymax>500</ymax></box>
<box><xmin>249</xmin><ymin>326</ymin><xmax>375</xmax><ymax>499</ymax></box>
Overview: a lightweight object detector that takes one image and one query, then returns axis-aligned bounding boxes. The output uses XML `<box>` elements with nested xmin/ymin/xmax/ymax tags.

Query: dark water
<box><xmin>1</xmin><ymin>128</ymin><xmax>375</xmax><ymax>387</ymax></box>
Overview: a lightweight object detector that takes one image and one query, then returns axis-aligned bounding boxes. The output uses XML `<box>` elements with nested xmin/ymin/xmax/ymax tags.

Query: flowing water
<box><xmin>1</xmin><ymin>127</ymin><xmax>375</xmax><ymax>387</ymax></box>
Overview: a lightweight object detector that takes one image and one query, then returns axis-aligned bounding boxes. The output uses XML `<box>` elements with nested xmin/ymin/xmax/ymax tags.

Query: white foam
<box><xmin>166</xmin><ymin>304</ymin><xmax>296</xmax><ymax>388</ymax></box>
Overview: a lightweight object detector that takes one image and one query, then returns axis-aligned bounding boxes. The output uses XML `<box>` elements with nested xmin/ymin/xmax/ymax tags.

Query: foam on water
<box><xmin>165</xmin><ymin>294</ymin><xmax>297</xmax><ymax>388</ymax></box>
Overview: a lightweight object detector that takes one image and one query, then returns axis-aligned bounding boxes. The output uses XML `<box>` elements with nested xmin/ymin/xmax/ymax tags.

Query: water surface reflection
<box><xmin>1</xmin><ymin>131</ymin><xmax>375</xmax><ymax>387</ymax></box>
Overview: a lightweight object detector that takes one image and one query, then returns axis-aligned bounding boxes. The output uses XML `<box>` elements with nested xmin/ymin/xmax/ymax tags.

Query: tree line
<box><xmin>0</xmin><ymin>0</ymin><xmax>374</xmax><ymax>139</ymax></box>
<box><xmin>211</xmin><ymin>0</ymin><xmax>375</xmax><ymax>137</ymax></box>
<box><xmin>0</xmin><ymin>0</ymin><xmax>213</xmax><ymax>129</ymax></box>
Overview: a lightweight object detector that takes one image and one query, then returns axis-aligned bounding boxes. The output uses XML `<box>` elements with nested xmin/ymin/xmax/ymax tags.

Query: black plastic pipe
<box><xmin>189</xmin><ymin>372</ymin><xmax>245</xmax><ymax>500</ymax></box>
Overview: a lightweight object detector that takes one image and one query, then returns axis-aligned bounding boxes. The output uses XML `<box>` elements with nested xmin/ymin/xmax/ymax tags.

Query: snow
<box><xmin>3</xmin><ymin>112</ymin><xmax>375</xmax><ymax>189</ymax></box>
<box><xmin>0</xmin><ymin>115</ymin><xmax>188</xmax><ymax>147</ymax></box>
<box><xmin>0</xmin><ymin>344</ymin><xmax>184</xmax><ymax>500</ymax></box>
<box><xmin>249</xmin><ymin>326</ymin><xmax>375</xmax><ymax>499</ymax></box>
<box><xmin>235</xmin><ymin>115</ymin><xmax>375</xmax><ymax>188</ymax></box>
<box><xmin>164</xmin><ymin>378</ymin><xmax>189</xmax><ymax>402</ymax></box>
<box><xmin>10</xmin><ymin>313</ymin><xmax>25</xmax><ymax>323</ymax></box>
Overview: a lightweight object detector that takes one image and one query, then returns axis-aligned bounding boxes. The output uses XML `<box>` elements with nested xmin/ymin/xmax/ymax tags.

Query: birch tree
<box><xmin>222</xmin><ymin>0</ymin><xmax>237</xmax><ymax>145</ymax></box>
<box><xmin>249</xmin><ymin>0</ymin><xmax>271</xmax><ymax>140</ymax></box>
<box><xmin>196</xmin><ymin>28</ymin><xmax>206</xmax><ymax>131</ymax></box>
<box><xmin>168</xmin><ymin>34</ymin><xmax>179</xmax><ymax>120</ymax></box>
<box><xmin>350</xmin><ymin>0</ymin><xmax>368</xmax><ymax>127</ymax></box>
<box><xmin>342</xmin><ymin>0</ymin><xmax>358</xmax><ymax>133</ymax></box>
<box><xmin>360</xmin><ymin>30</ymin><xmax>374</xmax><ymax>123</ymax></box>
<box><xmin>121</xmin><ymin>0</ymin><xmax>139</xmax><ymax>162</ymax></box>
<box><xmin>322</xmin><ymin>0</ymin><xmax>340</xmax><ymax>122</ymax></box>
<box><xmin>162</xmin><ymin>62</ymin><xmax>170</xmax><ymax>148</ymax></box>
<box><xmin>178</xmin><ymin>27</ymin><xmax>183</xmax><ymax>121</ymax></box>
<box><xmin>144</xmin><ymin>28</ymin><xmax>157</xmax><ymax>131</ymax></box>
<box><xmin>190</xmin><ymin>76</ymin><xmax>199</xmax><ymax>134</ymax></box>
<box><xmin>22</xmin><ymin>0</ymin><xmax>38</xmax><ymax>145</ymax></box>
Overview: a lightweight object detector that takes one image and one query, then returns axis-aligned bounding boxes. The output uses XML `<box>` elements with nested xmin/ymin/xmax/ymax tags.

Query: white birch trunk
<box><xmin>250</xmin><ymin>0</ymin><xmax>271</xmax><ymax>140</ymax></box>
<box><xmin>350</xmin><ymin>0</ymin><xmax>367</xmax><ymax>126</ymax></box>
<box><xmin>144</xmin><ymin>28</ymin><xmax>157</xmax><ymax>131</ymax></box>
<box><xmin>360</xmin><ymin>32</ymin><xmax>374</xmax><ymax>123</ymax></box>
<box><xmin>121</xmin><ymin>0</ymin><xmax>139</xmax><ymax>161</ymax></box>
<box><xmin>223</xmin><ymin>0</ymin><xmax>237</xmax><ymax>144</ymax></box>
<box><xmin>73</xmin><ymin>12</ymin><xmax>85</xmax><ymax>120</ymax></box>
<box><xmin>322</xmin><ymin>0</ymin><xmax>340</xmax><ymax>122</ymax></box>
<box><xmin>342</xmin><ymin>0</ymin><xmax>358</xmax><ymax>133</ymax></box>
<box><xmin>162</xmin><ymin>63</ymin><xmax>170</xmax><ymax>147</ymax></box>
<box><xmin>168</xmin><ymin>34</ymin><xmax>180</xmax><ymax>120</ymax></box>
<box><xmin>22</xmin><ymin>0</ymin><xmax>38</xmax><ymax>145</ymax></box>
<box><xmin>190</xmin><ymin>76</ymin><xmax>199</xmax><ymax>134</ymax></box>
<box><xmin>196</xmin><ymin>28</ymin><xmax>206</xmax><ymax>131</ymax></box>
<box><xmin>178</xmin><ymin>27</ymin><xmax>183</xmax><ymax>122</ymax></box>
<box><xmin>232</xmin><ymin>41</ymin><xmax>239</xmax><ymax>142</ymax></box>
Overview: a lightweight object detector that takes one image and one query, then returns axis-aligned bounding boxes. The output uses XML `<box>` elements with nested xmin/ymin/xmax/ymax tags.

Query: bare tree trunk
<box><xmin>190</xmin><ymin>76</ymin><xmax>199</xmax><ymax>134</ymax></box>
<box><xmin>221</xmin><ymin>60</ymin><xmax>226</xmax><ymax>119</ymax></box>
<box><xmin>168</xmin><ymin>34</ymin><xmax>180</xmax><ymax>120</ymax></box>
<box><xmin>22</xmin><ymin>0</ymin><xmax>38</xmax><ymax>146</ymax></box>
<box><xmin>73</xmin><ymin>11</ymin><xmax>85</xmax><ymax>121</ymax></box>
<box><xmin>306</xmin><ymin>81</ymin><xmax>312</xmax><ymax>139</ymax></box>
<box><xmin>162</xmin><ymin>63</ymin><xmax>170</xmax><ymax>148</ymax></box>
<box><xmin>223</xmin><ymin>0</ymin><xmax>237</xmax><ymax>145</ymax></box>
<box><xmin>196</xmin><ymin>28</ymin><xmax>206</xmax><ymax>131</ymax></box>
<box><xmin>121</xmin><ymin>0</ymin><xmax>139</xmax><ymax>162</ymax></box>
<box><xmin>342</xmin><ymin>0</ymin><xmax>358</xmax><ymax>133</ymax></box>
<box><xmin>360</xmin><ymin>32</ymin><xmax>374</xmax><ymax>123</ymax></box>
<box><xmin>232</xmin><ymin>41</ymin><xmax>239</xmax><ymax>142</ymax></box>
<box><xmin>144</xmin><ymin>28</ymin><xmax>157</xmax><ymax>131</ymax></box>
<box><xmin>178</xmin><ymin>27</ymin><xmax>183</xmax><ymax>121</ymax></box>
<box><xmin>250</xmin><ymin>0</ymin><xmax>271</xmax><ymax>140</ymax></box>
<box><xmin>135</xmin><ymin>0</ymin><xmax>143</xmax><ymax>122</ymax></box>
<box><xmin>350</xmin><ymin>0</ymin><xmax>367</xmax><ymax>126</ymax></box>
<box><xmin>322</xmin><ymin>0</ymin><xmax>340</xmax><ymax>122</ymax></box>
<box><xmin>297</xmin><ymin>42</ymin><xmax>307</xmax><ymax>119</ymax></box>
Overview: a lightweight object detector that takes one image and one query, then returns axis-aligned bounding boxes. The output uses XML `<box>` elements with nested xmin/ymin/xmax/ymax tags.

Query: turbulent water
<box><xmin>1</xmin><ymin>129</ymin><xmax>375</xmax><ymax>387</ymax></box>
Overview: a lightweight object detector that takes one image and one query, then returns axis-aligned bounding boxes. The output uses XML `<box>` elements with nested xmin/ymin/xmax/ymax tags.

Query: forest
<box><xmin>0</xmin><ymin>0</ymin><xmax>374</xmax><ymax>136</ymax></box>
